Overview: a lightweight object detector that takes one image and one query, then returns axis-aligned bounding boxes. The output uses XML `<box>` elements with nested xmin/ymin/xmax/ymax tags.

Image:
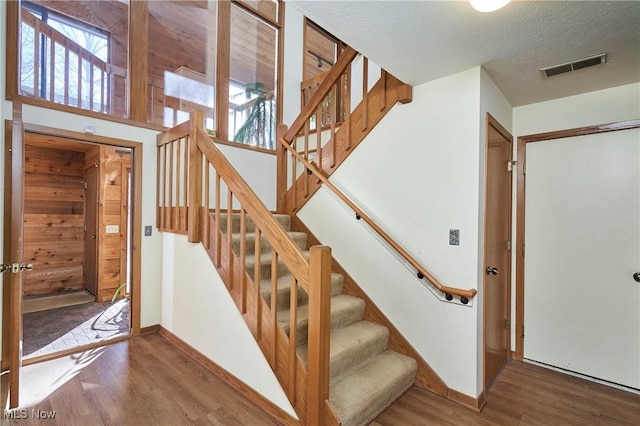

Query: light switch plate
<box><xmin>145</xmin><ymin>226</ymin><xmax>152</xmax><ymax>236</ymax></box>
<box><xmin>106</xmin><ymin>225</ymin><xmax>119</xmax><ymax>234</ymax></box>
<box><xmin>449</xmin><ymin>229</ymin><xmax>460</xmax><ymax>246</ymax></box>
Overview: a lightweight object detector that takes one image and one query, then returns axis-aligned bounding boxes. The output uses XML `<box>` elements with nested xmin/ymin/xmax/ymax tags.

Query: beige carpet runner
<box><xmin>23</xmin><ymin>290</ymin><xmax>94</xmax><ymax>314</ymax></box>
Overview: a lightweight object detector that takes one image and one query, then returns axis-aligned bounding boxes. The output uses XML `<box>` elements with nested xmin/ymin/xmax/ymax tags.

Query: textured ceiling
<box><xmin>287</xmin><ymin>0</ymin><xmax>640</xmax><ymax>107</ymax></box>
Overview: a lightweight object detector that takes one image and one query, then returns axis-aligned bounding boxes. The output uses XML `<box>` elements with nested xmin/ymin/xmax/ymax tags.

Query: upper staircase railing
<box><xmin>277</xmin><ymin>47</ymin><xmax>477</xmax><ymax>304</ymax></box>
<box><xmin>156</xmin><ymin>111</ymin><xmax>338</xmax><ymax>425</ymax></box>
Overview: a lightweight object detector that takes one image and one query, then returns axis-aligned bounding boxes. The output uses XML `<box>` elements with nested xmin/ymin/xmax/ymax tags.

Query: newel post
<box><xmin>307</xmin><ymin>245</ymin><xmax>332</xmax><ymax>425</ymax></box>
<box><xmin>276</xmin><ymin>124</ymin><xmax>288</xmax><ymax>213</ymax></box>
<box><xmin>187</xmin><ymin>110</ymin><xmax>205</xmax><ymax>243</ymax></box>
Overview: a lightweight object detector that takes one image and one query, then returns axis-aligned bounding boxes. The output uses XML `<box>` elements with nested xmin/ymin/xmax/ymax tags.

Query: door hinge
<box><xmin>507</xmin><ymin>160</ymin><xmax>517</xmax><ymax>172</ymax></box>
<box><xmin>522</xmin><ymin>162</ymin><xmax>526</xmax><ymax>175</ymax></box>
<box><xmin>505</xmin><ymin>319</ymin><xmax>511</xmax><ymax>330</ymax></box>
<box><xmin>84</xmin><ymin>181</ymin><xmax>88</xmax><ymax>189</ymax></box>
<box><xmin>522</xmin><ymin>244</ymin><xmax>525</xmax><ymax>257</ymax></box>
<box><xmin>507</xmin><ymin>240</ymin><xmax>512</xmax><ymax>251</ymax></box>
<box><xmin>520</xmin><ymin>326</ymin><xmax>525</xmax><ymax>339</ymax></box>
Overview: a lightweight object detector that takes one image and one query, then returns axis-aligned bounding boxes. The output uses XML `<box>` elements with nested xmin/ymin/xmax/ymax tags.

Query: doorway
<box><xmin>483</xmin><ymin>114</ymin><xmax>513</xmax><ymax>392</ymax></box>
<box><xmin>517</xmin><ymin>122</ymin><xmax>640</xmax><ymax>390</ymax></box>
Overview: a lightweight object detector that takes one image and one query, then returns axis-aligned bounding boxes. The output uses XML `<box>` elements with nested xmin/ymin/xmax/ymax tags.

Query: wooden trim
<box><xmin>158</xmin><ymin>326</ymin><xmax>300</xmax><ymax>426</ymax></box>
<box><xmin>2</xmin><ymin>120</ymin><xmax>13</xmax><ymax>372</ymax></box>
<box><xmin>290</xmin><ymin>216</ymin><xmax>450</xmax><ymax>398</ymax></box>
<box><xmin>514</xmin><ymin>119</ymin><xmax>640</xmax><ymax>362</ymax></box>
<box><xmin>232</xmin><ymin>0</ymin><xmax>282</xmax><ymax>29</ymax></box>
<box><xmin>188</xmin><ymin>111</ymin><xmax>204</xmax><ymax>243</ymax></box>
<box><xmin>214</xmin><ymin>138</ymin><xmax>276</xmax><ymax>155</ymax></box>
<box><xmin>215</xmin><ymin>0</ymin><xmax>231</xmax><ymax>141</ymax></box>
<box><xmin>19</xmin><ymin>124</ymin><xmax>143</xmax><ymax>337</ymax></box>
<box><xmin>128</xmin><ymin>1</ymin><xmax>148</xmax><ymax>122</ymax></box>
<box><xmin>6</xmin><ymin>95</ymin><xmax>166</xmax><ymax>132</ymax></box>
<box><xmin>140</xmin><ymin>325</ymin><xmax>161</xmax><ymax>335</ymax></box>
<box><xmin>448</xmin><ymin>388</ymin><xmax>485</xmax><ymax>412</ymax></box>
<box><xmin>5</xmin><ymin>0</ymin><xmax>19</xmax><ymax>99</ymax></box>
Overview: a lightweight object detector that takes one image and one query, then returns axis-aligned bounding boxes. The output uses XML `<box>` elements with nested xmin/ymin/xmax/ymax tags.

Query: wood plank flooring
<box><xmin>373</xmin><ymin>361</ymin><xmax>640</xmax><ymax>425</ymax></box>
<box><xmin>5</xmin><ymin>333</ymin><xmax>639</xmax><ymax>425</ymax></box>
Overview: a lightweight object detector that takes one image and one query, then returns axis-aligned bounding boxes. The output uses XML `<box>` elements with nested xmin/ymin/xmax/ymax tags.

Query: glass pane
<box><xmin>236</xmin><ymin>0</ymin><xmax>278</xmax><ymax>23</ymax></box>
<box><xmin>53</xmin><ymin>42</ymin><xmax>65</xmax><ymax>104</ymax></box>
<box><xmin>20</xmin><ymin>21</ymin><xmax>36</xmax><ymax>96</ymax></box>
<box><xmin>148</xmin><ymin>1</ymin><xmax>216</xmax><ymax>127</ymax></box>
<box><xmin>304</xmin><ymin>22</ymin><xmax>338</xmax><ymax>80</ymax></box>
<box><xmin>67</xmin><ymin>50</ymin><xmax>78</xmax><ymax>106</ymax></box>
<box><xmin>229</xmin><ymin>4</ymin><xmax>277</xmax><ymax>149</ymax></box>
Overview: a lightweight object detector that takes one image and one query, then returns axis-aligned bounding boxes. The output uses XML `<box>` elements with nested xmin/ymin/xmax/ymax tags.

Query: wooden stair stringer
<box><xmin>200</xmin><ymin>213</ymin><xmax>309</xmax><ymax>422</ymax></box>
<box><xmin>283</xmin><ymin>72</ymin><xmax>412</xmax><ymax>215</ymax></box>
<box><xmin>290</xmin><ymin>215</ymin><xmax>449</xmax><ymax>398</ymax></box>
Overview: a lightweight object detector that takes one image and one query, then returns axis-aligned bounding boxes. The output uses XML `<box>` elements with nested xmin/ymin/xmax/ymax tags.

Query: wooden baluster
<box><xmin>288</xmin><ymin>275</ymin><xmax>298</xmax><ymax>404</ymax></box>
<box><xmin>362</xmin><ymin>56</ymin><xmax>368</xmax><ymax>132</ymax></box>
<box><xmin>253</xmin><ymin>229</ymin><xmax>262</xmax><ymax>338</ymax></box>
<box><xmin>50</xmin><ymin>37</ymin><xmax>56</xmax><ymax>102</ymax></box>
<box><xmin>33</xmin><ymin>21</ymin><xmax>40</xmax><ymax>98</ymax></box>
<box><xmin>175</xmin><ymin>137</ymin><xmax>182</xmax><ymax>231</ymax></box>
<box><xmin>306</xmin><ymin>245</ymin><xmax>332</xmax><ymax>425</ymax></box>
<box><xmin>345</xmin><ymin>66</ymin><xmax>352</xmax><ymax>150</ymax></box>
<box><xmin>380</xmin><ymin>69</ymin><xmax>387</xmax><ymax>111</ymax></box>
<box><xmin>215</xmin><ymin>172</ymin><xmax>221</xmax><ymax>267</ymax></box>
<box><xmin>100</xmin><ymin>67</ymin><xmax>105</xmax><ymax>113</ymax></box>
<box><xmin>162</xmin><ymin>144</ymin><xmax>168</xmax><ymax>229</ymax></box>
<box><xmin>270</xmin><ymin>249</ymin><xmax>278</xmax><ymax>368</ymax></box>
<box><xmin>240</xmin><ymin>208</ymin><xmax>247</xmax><ymax>313</ymax></box>
<box><xmin>226</xmin><ymin>187</ymin><xmax>234</xmax><ymax>290</ymax></box>
<box><xmin>204</xmin><ymin>160</ymin><xmax>210</xmax><ymax>249</ymax></box>
<box><xmin>304</xmin><ymin>120</ymin><xmax>310</xmax><ymax>198</ymax></box>
<box><xmin>330</xmin><ymin>83</ymin><xmax>337</xmax><ymax>168</ymax></box>
<box><xmin>168</xmin><ymin>140</ymin><xmax>174</xmax><ymax>230</ymax></box>
<box><xmin>156</xmin><ymin>145</ymin><xmax>161</xmax><ymax>229</ymax></box>
<box><xmin>316</xmin><ymin>102</ymin><xmax>323</xmax><ymax>171</ymax></box>
<box><xmin>89</xmin><ymin>60</ymin><xmax>94</xmax><ymax>111</ymax></box>
<box><xmin>291</xmin><ymin>144</ymin><xmax>297</xmax><ymax>211</ymax></box>
<box><xmin>64</xmin><ymin>46</ymin><xmax>69</xmax><ymax>105</ymax></box>
<box><xmin>183</xmin><ymin>135</ymin><xmax>189</xmax><ymax>231</ymax></box>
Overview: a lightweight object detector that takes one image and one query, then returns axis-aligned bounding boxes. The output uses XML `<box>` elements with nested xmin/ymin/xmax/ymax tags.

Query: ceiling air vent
<box><xmin>540</xmin><ymin>53</ymin><xmax>607</xmax><ymax>77</ymax></box>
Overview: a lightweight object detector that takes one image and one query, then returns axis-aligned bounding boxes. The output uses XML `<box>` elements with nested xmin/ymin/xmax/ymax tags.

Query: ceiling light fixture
<box><xmin>470</xmin><ymin>0</ymin><xmax>511</xmax><ymax>12</ymax></box>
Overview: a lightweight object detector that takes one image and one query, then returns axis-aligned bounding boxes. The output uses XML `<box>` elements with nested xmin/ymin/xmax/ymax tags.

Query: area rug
<box><xmin>23</xmin><ymin>290</ymin><xmax>95</xmax><ymax>314</ymax></box>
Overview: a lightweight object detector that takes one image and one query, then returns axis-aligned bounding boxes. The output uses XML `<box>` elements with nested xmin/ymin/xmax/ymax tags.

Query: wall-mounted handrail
<box><xmin>279</xmin><ymin>132</ymin><xmax>478</xmax><ymax>302</ymax></box>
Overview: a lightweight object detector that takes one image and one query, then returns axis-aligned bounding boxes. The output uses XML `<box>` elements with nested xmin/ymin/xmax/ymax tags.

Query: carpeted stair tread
<box><xmin>231</xmin><ymin>231</ymin><xmax>308</xmax><ymax>256</ymax></box>
<box><xmin>277</xmin><ymin>295</ymin><xmax>365</xmax><ymax>346</ymax></box>
<box><xmin>244</xmin><ymin>250</ymin><xmax>310</xmax><ymax>280</ymax></box>
<box><xmin>297</xmin><ymin>321</ymin><xmax>389</xmax><ymax>380</ymax></box>
<box><xmin>260</xmin><ymin>272</ymin><xmax>344</xmax><ymax>311</ymax></box>
<box><xmin>214</xmin><ymin>212</ymin><xmax>291</xmax><ymax>233</ymax></box>
<box><xmin>329</xmin><ymin>350</ymin><xmax>418</xmax><ymax>426</ymax></box>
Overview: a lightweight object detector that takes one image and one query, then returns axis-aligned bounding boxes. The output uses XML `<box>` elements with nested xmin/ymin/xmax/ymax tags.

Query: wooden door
<box><xmin>524</xmin><ymin>129</ymin><xmax>639</xmax><ymax>389</ymax></box>
<box><xmin>483</xmin><ymin>114</ymin><xmax>513</xmax><ymax>391</ymax></box>
<box><xmin>84</xmin><ymin>165</ymin><xmax>99</xmax><ymax>296</ymax></box>
<box><xmin>3</xmin><ymin>107</ymin><xmax>27</xmax><ymax>408</ymax></box>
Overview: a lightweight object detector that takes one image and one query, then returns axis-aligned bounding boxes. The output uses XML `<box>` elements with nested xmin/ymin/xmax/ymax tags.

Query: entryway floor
<box><xmin>23</xmin><ymin>298</ymin><xmax>130</xmax><ymax>358</ymax></box>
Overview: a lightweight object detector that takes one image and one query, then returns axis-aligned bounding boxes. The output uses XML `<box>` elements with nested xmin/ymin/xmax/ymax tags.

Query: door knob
<box><xmin>91</xmin><ymin>235</ymin><xmax>96</xmax><ymax>239</ymax></box>
<box><xmin>634</xmin><ymin>272</ymin><xmax>640</xmax><ymax>283</ymax></box>
<box><xmin>486</xmin><ymin>266</ymin><xmax>498</xmax><ymax>276</ymax></box>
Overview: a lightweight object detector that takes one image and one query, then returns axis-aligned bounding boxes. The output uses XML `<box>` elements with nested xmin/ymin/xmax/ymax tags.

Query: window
<box><xmin>18</xmin><ymin>1</ymin><xmax>127</xmax><ymax>115</ymax></box>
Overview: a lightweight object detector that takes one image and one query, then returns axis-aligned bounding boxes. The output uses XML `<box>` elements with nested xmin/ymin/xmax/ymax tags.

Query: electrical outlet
<box><xmin>145</xmin><ymin>226</ymin><xmax>152</xmax><ymax>236</ymax></box>
<box><xmin>449</xmin><ymin>229</ymin><xmax>460</xmax><ymax>246</ymax></box>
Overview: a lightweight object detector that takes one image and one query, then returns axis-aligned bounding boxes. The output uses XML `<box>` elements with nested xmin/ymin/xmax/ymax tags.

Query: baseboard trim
<box><xmin>448</xmin><ymin>388</ymin><xmax>486</xmax><ymax>412</ymax></box>
<box><xmin>158</xmin><ymin>326</ymin><xmax>300</xmax><ymax>426</ymax></box>
<box><xmin>140</xmin><ymin>324</ymin><xmax>161</xmax><ymax>335</ymax></box>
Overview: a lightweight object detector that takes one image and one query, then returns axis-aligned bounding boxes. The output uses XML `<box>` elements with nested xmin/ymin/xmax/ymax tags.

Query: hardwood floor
<box><xmin>373</xmin><ymin>361</ymin><xmax>640</xmax><ymax>425</ymax></box>
<box><xmin>5</xmin><ymin>334</ymin><xmax>639</xmax><ymax>425</ymax></box>
<box><xmin>5</xmin><ymin>333</ymin><xmax>283</xmax><ymax>425</ymax></box>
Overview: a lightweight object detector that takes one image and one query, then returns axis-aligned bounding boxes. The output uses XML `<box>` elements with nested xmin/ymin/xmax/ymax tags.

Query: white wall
<box><xmin>161</xmin><ymin>233</ymin><xmax>297</xmax><ymax>417</ymax></box>
<box><xmin>299</xmin><ymin>67</ymin><xmax>487</xmax><ymax>397</ymax></box>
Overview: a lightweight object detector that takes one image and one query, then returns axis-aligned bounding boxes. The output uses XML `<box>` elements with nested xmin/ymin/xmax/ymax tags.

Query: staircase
<box><xmin>221</xmin><ymin>211</ymin><xmax>418</xmax><ymax>426</ymax></box>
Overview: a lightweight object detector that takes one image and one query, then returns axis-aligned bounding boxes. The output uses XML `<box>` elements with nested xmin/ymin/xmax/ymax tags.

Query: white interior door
<box><xmin>524</xmin><ymin>128</ymin><xmax>640</xmax><ymax>390</ymax></box>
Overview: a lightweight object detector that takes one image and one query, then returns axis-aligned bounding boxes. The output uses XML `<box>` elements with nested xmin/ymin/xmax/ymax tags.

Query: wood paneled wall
<box><xmin>23</xmin><ymin>141</ymin><xmax>85</xmax><ymax>296</ymax></box>
<box><xmin>96</xmin><ymin>146</ymin><xmax>131</xmax><ymax>302</ymax></box>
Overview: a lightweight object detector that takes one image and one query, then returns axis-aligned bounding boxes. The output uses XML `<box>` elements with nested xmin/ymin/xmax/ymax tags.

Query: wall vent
<box><xmin>540</xmin><ymin>53</ymin><xmax>607</xmax><ymax>77</ymax></box>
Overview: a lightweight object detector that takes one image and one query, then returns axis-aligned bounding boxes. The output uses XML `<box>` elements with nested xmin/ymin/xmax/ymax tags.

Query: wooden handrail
<box><xmin>194</xmin><ymin>127</ymin><xmax>312</xmax><ymax>291</ymax></box>
<box><xmin>279</xmin><ymin>133</ymin><xmax>478</xmax><ymax>301</ymax></box>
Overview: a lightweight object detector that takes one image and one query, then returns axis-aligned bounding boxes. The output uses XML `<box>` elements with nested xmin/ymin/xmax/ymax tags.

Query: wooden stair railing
<box><xmin>156</xmin><ymin>111</ymin><xmax>339</xmax><ymax>425</ymax></box>
<box><xmin>277</xmin><ymin>48</ymin><xmax>477</xmax><ymax>304</ymax></box>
